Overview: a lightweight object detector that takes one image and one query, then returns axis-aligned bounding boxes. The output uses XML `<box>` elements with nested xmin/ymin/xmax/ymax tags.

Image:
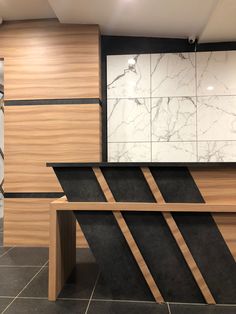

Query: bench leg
<box><xmin>48</xmin><ymin>209</ymin><xmax>76</xmax><ymax>301</ymax></box>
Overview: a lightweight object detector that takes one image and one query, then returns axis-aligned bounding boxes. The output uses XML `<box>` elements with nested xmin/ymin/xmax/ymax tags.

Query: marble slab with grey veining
<box><xmin>198</xmin><ymin>141</ymin><xmax>236</xmax><ymax>162</ymax></box>
<box><xmin>108</xmin><ymin>98</ymin><xmax>151</xmax><ymax>142</ymax></box>
<box><xmin>108</xmin><ymin>142</ymin><xmax>151</xmax><ymax>162</ymax></box>
<box><xmin>152</xmin><ymin>141</ymin><xmax>197</xmax><ymax>162</ymax></box>
<box><xmin>197</xmin><ymin>50</ymin><xmax>236</xmax><ymax>96</ymax></box>
<box><xmin>151</xmin><ymin>52</ymin><xmax>196</xmax><ymax>97</ymax></box>
<box><xmin>107</xmin><ymin>54</ymin><xmax>150</xmax><ymax>98</ymax></box>
<box><xmin>197</xmin><ymin>96</ymin><xmax>236</xmax><ymax>141</ymax></box>
<box><xmin>152</xmin><ymin>97</ymin><xmax>196</xmax><ymax>142</ymax></box>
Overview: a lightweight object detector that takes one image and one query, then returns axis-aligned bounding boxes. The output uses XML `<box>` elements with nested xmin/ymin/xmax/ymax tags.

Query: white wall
<box><xmin>107</xmin><ymin>51</ymin><xmax>236</xmax><ymax>162</ymax></box>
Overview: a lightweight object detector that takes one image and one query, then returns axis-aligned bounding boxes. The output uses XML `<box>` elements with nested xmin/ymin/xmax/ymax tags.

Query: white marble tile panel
<box><xmin>107</xmin><ymin>54</ymin><xmax>150</xmax><ymax>98</ymax></box>
<box><xmin>151</xmin><ymin>52</ymin><xmax>196</xmax><ymax>97</ymax></box>
<box><xmin>108</xmin><ymin>142</ymin><xmax>151</xmax><ymax>162</ymax></box>
<box><xmin>198</xmin><ymin>141</ymin><xmax>236</xmax><ymax>162</ymax></box>
<box><xmin>0</xmin><ymin>109</ymin><xmax>3</xmax><ymax>151</ymax></box>
<box><xmin>108</xmin><ymin>98</ymin><xmax>151</xmax><ymax>142</ymax></box>
<box><xmin>152</xmin><ymin>142</ymin><xmax>197</xmax><ymax>162</ymax></box>
<box><xmin>197</xmin><ymin>51</ymin><xmax>236</xmax><ymax>96</ymax></box>
<box><xmin>197</xmin><ymin>96</ymin><xmax>236</xmax><ymax>140</ymax></box>
<box><xmin>152</xmin><ymin>97</ymin><xmax>196</xmax><ymax>142</ymax></box>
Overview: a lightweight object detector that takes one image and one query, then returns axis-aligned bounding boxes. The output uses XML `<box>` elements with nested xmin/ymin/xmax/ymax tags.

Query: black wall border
<box><xmin>5</xmin><ymin>98</ymin><xmax>102</xmax><ymax>106</ymax></box>
<box><xmin>101</xmin><ymin>36</ymin><xmax>236</xmax><ymax>161</ymax></box>
<box><xmin>4</xmin><ymin>192</ymin><xmax>64</xmax><ymax>198</ymax></box>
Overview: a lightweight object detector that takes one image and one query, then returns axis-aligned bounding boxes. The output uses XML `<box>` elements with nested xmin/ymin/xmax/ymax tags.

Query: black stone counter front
<box><xmin>47</xmin><ymin>162</ymin><xmax>236</xmax><ymax>304</ymax></box>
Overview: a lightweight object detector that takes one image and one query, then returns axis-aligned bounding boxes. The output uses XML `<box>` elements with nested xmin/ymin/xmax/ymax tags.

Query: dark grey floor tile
<box><xmin>58</xmin><ymin>262</ymin><xmax>99</xmax><ymax>299</ymax></box>
<box><xmin>0</xmin><ymin>267</ymin><xmax>39</xmax><ymax>297</ymax></box>
<box><xmin>21</xmin><ymin>249</ymin><xmax>98</xmax><ymax>299</ymax></box>
<box><xmin>0</xmin><ymin>218</ymin><xmax>3</xmax><ymax>232</ymax></box>
<box><xmin>0</xmin><ymin>298</ymin><xmax>13</xmax><ymax>313</ymax></box>
<box><xmin>4</xmin><ymin>298</ymin><xmax>88</xmax><ymax>314</ymax></box>
<box><xmin>76</xmin><ymin>248</ymin><xmax>96</xmax><ymax>264</ymax></box>
<box><xmin>87</xmin><ymin>301</ymin><xmax>169</xmax><ymax>314</ymax></box>
<box><xmin>19</xmin><ymin>267</ymin><xmax>48</xmax><ymax>298</ymax></box>
<box><xmin>169</xmin><ymin>304</ymin><xmax>236</xmax><ymax>314</ymax></box>
<box><xmin>0</xmin><ymin>247</ymin><xmax>48</xmax><ymax>266</ymax></box>
<box><xmin>0</xmin><ymin>247</ymin><xmax>11</xmax><ymax>256</ymax></box>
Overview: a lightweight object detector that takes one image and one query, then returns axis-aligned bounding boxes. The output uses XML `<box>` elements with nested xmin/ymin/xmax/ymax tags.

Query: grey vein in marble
<box><xmin>198</xmin><ymin>96</ymin><xmax>236</xmax><ymax>140</ymax></box>
<box><xmin>152</xmin><ymin>142</ymin><xmax>197</xmax><ymax>162</ymax></box>
<box><xmin>151</xmin><ymin>52</ymin><xmax>196</xmax><ymax>97</ymax></box>
<box><xmin>107</xmin><ymin>54</ymin><xmax>150</xmax><ymax>98</ymax></box>
<box><xmin>108</xmin><ymin>142</ymin><xmax>151</xmax><ymax>162</ymax></box>
<box><xmin>198</xmin><ymin>141</ymin><xmax>236</xmax><ymax>162</ymax></box>
<box><xmin>152</xmin><ymin>97</ymin><xmax>196</xmax><ymax>142</ymax></box>
<box><xmin>197</xmin><ymin>51</ymin><xmax>236</xmax><ymax>96</ymax></box>
<box><xmin>108</xmin><ymin>98</ymin><xmax>151</xmax><ymax>142</ymax></box>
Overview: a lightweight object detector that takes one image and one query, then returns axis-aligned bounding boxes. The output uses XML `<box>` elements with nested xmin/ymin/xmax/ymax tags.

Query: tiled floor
<box><xmin>0</xmin><ymin>218</ymin><xmax>236</xmax><ymax>313</ymax></box>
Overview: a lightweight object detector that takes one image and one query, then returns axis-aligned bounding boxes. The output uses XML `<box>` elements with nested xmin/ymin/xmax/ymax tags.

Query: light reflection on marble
<box><xmin>197</xmin><ymin>51</ymin><xmax>236</xmax><ymax>96</ymax></box>
<box><xmin>198</xmin><ymin>141</ymin><xmax>236</xmax><ymax>162</ymax></box>
<box><xmin>108</xmin><ymin>142</ymin><xmax>151</xmax><ymax>162</ymax></box>
<box><xmin>198</xmin><ymin>96</ymin><xmax>236</xmax><ymax>140</ymax></box>
<box><xmin>107</xmin><ymin>54</ymin><xmax>150</xmax><ymax>98</ymax></box>
<box><xmin>152</xmin><ymin>142</ymin><xmax>197</xmax><ymax>162</ymax></box>
<box><xmin>151</xmin><ymin>53</ymin><xmax>196</xmax><ymax>97</ymax></box>
<box><xmin>108</xmin><ymin>98</ymin><xmax>150</xmax><ymax>142</ymax></box>
<box><xmin>152</xmin><ymin>97</ymin><xmax>196</xmax><ymax>141</ymax></box>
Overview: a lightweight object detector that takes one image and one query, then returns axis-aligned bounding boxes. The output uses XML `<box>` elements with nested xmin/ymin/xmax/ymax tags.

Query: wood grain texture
<box><xmin>5</xmin><ymin>104</ymin><xmax>101</xmax><ymax>192</ymax></box>
<box><xmin>4</xmin><ymin>198</ymin><xmax>88</xmax><ymax>248</ymax></box>
<box><xmin>93</xmin><ymin>167</ymin><xmax>165</xmax><ymax>303</ymax></box>
<box><xmin>141</xmin><ymin>167</ymin><xmax>216</xmax><ymax>304</ymax></box>
<box><xmin>190</xmin><ymin>168</ymin><xmax>236</xmax><ymax>261</ymax></box>
<box><xmin>49</xmin><ymin>208</ymin><xmax>76</xmax><ymax>301</ymax></box>
<box><xmin>0</xmin><ymin>20</ymin><xmax>100</xmax><ymax>100</ymax></box>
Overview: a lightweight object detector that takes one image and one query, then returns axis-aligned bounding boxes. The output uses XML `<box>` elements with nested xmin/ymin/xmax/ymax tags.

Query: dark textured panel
<box><xmin>101</xmin><ymin>167</ymin><xmax>155</xmax><ymax>202</ymax></box>
<box><xmin>53</xmin><ymin>167</ymin><xmax>106</xmax><ymax>202</ymax></box>
<box><xmin>123</xmin><ymin>211</ymin><xmax>204</xmax><ymax>303</ymax></box>
<box><xmin>75</xmin><ymin>211</ymin><xmax>154</xmax><ymax>301</ymax></box>
<box><xmin>151</xmin><ymin>167</ymin><xmax>236</xmax><ymax>304</ymax></box>
<box><xmin>5</xmin><ymin>98</ymin><xmax>102</xmax><ymax>106</ymax></box>
<box><xmin>173</xmin><ymin>212</ymin><xmax>236</xmax><ymax>304</ymax></box>
<box><xmin>4</xmin><ymin>192</ymin><xmax>64</xmax><ymax>198</ymax></box>
<box><xmin>150</xmin><ymin>167</ymin><xmax>205</xmax><ymax>203</ymax></box>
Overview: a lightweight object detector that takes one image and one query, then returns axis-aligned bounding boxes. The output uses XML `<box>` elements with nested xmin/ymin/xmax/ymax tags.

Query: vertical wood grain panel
<box><xmin>4</xmin><ymin>198</ymin><xmax>88</xmax><ymax>248</ymax></box>
<box><xmin>5</xmin><ymin>104</ymin><xmax>101</xmax><ymax>192</ymax></box>
<box><xmin>0</xmin><ymin>20</ymin><xmax>100</xmax><ymax>100</ymax></box>
<box><xmin>190</xmin><ymin>168</ymin><xmax>236</xmax><ymax>260</ymax></box>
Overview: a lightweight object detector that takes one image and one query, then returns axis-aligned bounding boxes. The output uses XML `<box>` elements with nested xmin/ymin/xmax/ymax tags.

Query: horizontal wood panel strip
<box><xmin>5</xmin><ymin>104</ymin><xmax>101</xmax><ymax>192</ymax></box>
<box><xmin>5</xmin><ymin>98</ymin><xmax>102</xmax><ymax>106</ymax></box>
<box><xmin>4</xmin><ymin>198</ymin><xmax>88</xmax><ymax>248</ymax></box>
<box><xmin>0</xmin><ymin>20</ymin><xmax>100</xmax><ymax>100</ymax></box>
<box><xmin>51</xmin><ymin>201</ymin><xmax>236</xmax><ymax>212</ymax></box>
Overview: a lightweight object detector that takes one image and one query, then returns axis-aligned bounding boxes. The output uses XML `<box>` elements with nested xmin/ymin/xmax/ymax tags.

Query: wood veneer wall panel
<box><xmin>4</xmin><ymin>198</ymin><xmax>88</xmax><ymax>248</ymax></box>
<box><xmin>190</xmin><ymin>168</ymin><xmax>236</xmax><ymax>260</ymax></box>
<box><xmin>5</xmin><ymin>104</ymin><xmax>101</xmax><ymax>192</ymax></box>
<box><xmin>0</xmin><ymin>20</ymin><xmax>100</xmax><ymax>100</ymax></box>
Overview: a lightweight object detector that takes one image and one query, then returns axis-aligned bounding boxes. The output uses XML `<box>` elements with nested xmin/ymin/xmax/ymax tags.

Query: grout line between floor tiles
<box><xmin>1</xmin><ymin>259</ymin><xmax>48</xmax><ymax>314</ymax></box>
<box><xmin>167</xmin><ymin>302</ymin><xmax>171</xmax><ymax>314</ymax></box>
<box><xmin>0</xmin><ymin>247</ymin><xmax>14</xmax><ymax>259</ymax></box>
<box><xmin>84</xmin><ymin>272</ymin><xmax>100</xmax><ymax>314</ymax></box>
<box><xmin>92</xmin><ymin>298</ymin><xmax>157</xmax><ymax>304</ymax></box>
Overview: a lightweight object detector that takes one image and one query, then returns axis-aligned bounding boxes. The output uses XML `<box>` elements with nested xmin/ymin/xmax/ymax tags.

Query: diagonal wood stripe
<box><xmin>92</xmin><ymin>167</ymin><xmax>164</xmax><ymax>304</ymax></box>
<box><xmin>0</xmin><ymin>148</ymin><xmax>4</xmax><ymax>160</ymax></box>
<box><xmin>141</xmin><ymin>167</ymin><xmax>216</xmax><ymax>304</ymax></box>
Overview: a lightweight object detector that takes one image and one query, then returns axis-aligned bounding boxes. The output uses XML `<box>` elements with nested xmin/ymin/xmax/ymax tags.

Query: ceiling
<box><xmin>0</xmin><ymin>0</ymin><xmax>235</xmax><ymax>43</ymax></box>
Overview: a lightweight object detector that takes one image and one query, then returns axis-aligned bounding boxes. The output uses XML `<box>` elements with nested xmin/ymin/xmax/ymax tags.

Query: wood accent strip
<box><xmin>48</xmin><ymin>207</ymin><xmax>76</xmax><ymax>301</ymax></box>
<box><xmin>141</xmin><ymin>167</ymin><xmax>216</xmax><ymax>304</ymax></box>
<box><xmin>92</xmin><ymin>167</ymin><xmax>164</xmax><ymax>304</ymax></box>
<box><xmin>50</xmin><ymin>200</ymin><xmax>236</xmax><ymax>213</ymax></box>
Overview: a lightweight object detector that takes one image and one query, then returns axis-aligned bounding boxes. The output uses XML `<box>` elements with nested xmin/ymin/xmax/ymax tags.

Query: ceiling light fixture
<box><xmin>128</xmin><ymin>58</ymin><xmax>136</xmax><ymax>66</ymax></box>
